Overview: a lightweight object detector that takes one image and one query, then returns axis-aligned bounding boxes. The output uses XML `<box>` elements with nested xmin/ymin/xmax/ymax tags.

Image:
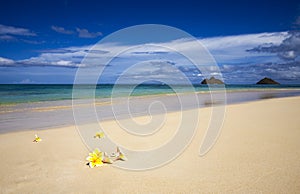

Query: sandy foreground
<box><xmin>1</xmin><ymin>97</ymin><xmax>300</xmax><ymax>193</ymax></box>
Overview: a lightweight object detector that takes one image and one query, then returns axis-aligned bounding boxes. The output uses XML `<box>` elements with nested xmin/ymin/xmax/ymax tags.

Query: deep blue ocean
<box><xmin>1</xmin><ymin>84</ymin><xmax>300</xmax><ymax>104</ymax></box>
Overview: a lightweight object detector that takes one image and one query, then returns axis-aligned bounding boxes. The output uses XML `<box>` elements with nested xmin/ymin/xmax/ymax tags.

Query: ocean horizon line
<box><xmin>1</xmin><ymin>83</ymin><xmax>300</xmax><ymax>85</ymax></box>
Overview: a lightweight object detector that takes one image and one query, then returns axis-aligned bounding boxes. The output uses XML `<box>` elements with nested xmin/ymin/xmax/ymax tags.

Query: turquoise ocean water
<box><xmin>1</xmin><ymin>84</ymin><xmax>300</xmax><ymax>133</ymax></box>
<box><xmin>1</xmin><ymin>84</ymin><xmax>300</xmax><ymax>105</ymax></box>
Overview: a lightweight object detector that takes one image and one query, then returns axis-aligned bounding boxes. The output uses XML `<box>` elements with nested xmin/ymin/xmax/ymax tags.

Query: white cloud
<box><xmin>0</xmin><ymin>57</ymin><xmax>14</xmax><ymax>65</ymax></box>
<box><xmin>51</xmin><ymin>25</ymin><xmax>102</xmax><ymax>38</ymax></box>
<box><xmin>76</xmin><ymin>28</ymin><xmax>102</xmax><ymax>38</ymax></box>
<box><xmin>201</xmin><ymin>32</ymin><xmax>288</xmax><ymax>63</ymax></box>
<box><xmin>0</xmin><ymin>31</ymin><xmax>288</xmax><ymax>68</ymax></box>
<box><xmin>248</xmin><ymin>31</ymin><xmax>300</xmax><ymax>61</ymax></box>
<box><xmin>0</xmin><ymin>35</ymin><xmax>15</xmax><ymax>41</ymax></box>
<box><xmin>0</xmin><ymin>24</ymin><xmax>36</xmax><ymax>36</ymax></box>
<box><xmin>113</xmin><ymin>60</ymin><xmax>190</xmax><ymax>84</ymax></box>
<box><xmin>2</xmin><ymin>31</ymin><xmax>300</xmax><ymax>83</ymax></box>
<box><xmin>0</xmin><ymin>24</ymin><xmax>38</xmax><ymax>43</ymax></box>
<box><xmin>51</xmin><ymin>26</ymin><xmax>74</xmax><ymax>34</ymax></box>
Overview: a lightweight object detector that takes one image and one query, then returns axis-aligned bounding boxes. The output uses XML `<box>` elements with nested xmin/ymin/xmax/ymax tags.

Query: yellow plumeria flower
<box><xmin>33</xmin><ymin>134</ymin><xmax>42</xmax><ymax>143</ymax></box>
<box><xmin>94</xmin><ymin>131</ymin><xmax>105</xmax><ymax>139</ymax></box>
<box><xmin>117</xmin><ymin>152</ymin><xmax>128</xmax><ymax>161</ymax></box>
<box><xmin>102</xmin><ymin>152</ymin><xmax>114</xmax><ymax>164</ymax></box>
<box><xmin>115</xmin><ymin>147</ymin><xmax>128</xmax><ymax>161</ymax></box>
<box><xmin>92</xmin><ymin>148</ymin><xmax>103</xmax><ymax>158</ymax></box>
<box><xmin>86</xmin><ymin>148</ymin><xmax>104</xmax><ymax>168</ymax></box>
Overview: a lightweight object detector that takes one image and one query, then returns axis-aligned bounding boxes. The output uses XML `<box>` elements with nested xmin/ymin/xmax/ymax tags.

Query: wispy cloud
<box><xmin>76</xmin><ymin>28</ymin><xmax>102</xmax><ymax>38</ymax></box>
<box><xmin>1</xmin><ymin>31</ymin><xmax>299</xmax><ymax>83</ymax></box>
<box><xmin>0</xmin><ymin>24</ymin><xmax>37</xmax><ymax>43</ymax></box>
<box><xmin>51</xmin><ymin>25</ymin><xmax>74</xmax><ymax>34</ymax></box>
<box><xmin>51</xmin><ymin>25</ymin><xmax>102</xmax><ymax>38</ymax></box>
<box><xmin>0</xmin><ymin>35</ymin><xmax>15</xmax><ymax>41</ymax></box>
<box><xmin>0</xmin><ymin>32</ymin><xmax>287</xmax><ymax>67</ymax></box>
<box><xmin>116</xmin><ymin>60</ymin><xmax>183</xmax><ymax>83</ymax></box>
<box><xmin>0</xmin><ymin>24</ymin><xmax>36</xmax><ymax>36</ymax></box>
<box><xmin>0</xmin><ymin>46</ymin><xmax>91</xmax><ymax>68</ymax></box>
<box><xmin>200</xmin><ymin>32</ymin><xmax>288</xmax><ymax>64</ymax></box>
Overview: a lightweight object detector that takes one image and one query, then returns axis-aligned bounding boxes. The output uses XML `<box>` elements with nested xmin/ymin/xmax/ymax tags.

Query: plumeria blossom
<box><xmin>86</xmin><ymin>148</ymin><xmax>104</xmax><ymax>168</ymax></box>
<box><xmin>102</xmin><ymin>152</ymin><xmax>114</xmax><ymax>164</ymax></box>
<box><xmin>33</xmin><ymin>134</ymin><xmax>42</xmax><ymax>143</ymax></box>
<box><xmin>86</xmin><ymin>147</ymin><xmax>128</xmax><ymax>168</ymax></box>
<box><xmin>94</xmin><ymin>131</ymin><xmax>105</xmax><ymax>139</ymax></box>
<box><xmin>115</xmin><ymin>147</ymin><xmax>128</xmax><ymax>161</ymax></box>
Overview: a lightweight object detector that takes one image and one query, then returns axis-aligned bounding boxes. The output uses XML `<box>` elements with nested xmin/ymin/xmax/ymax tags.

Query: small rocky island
<box><xmin>256</xmin><ymin>77</ymin><xmax>280</xmax><ymax>85</ymax></box>
<box><xmin>201</xmin><ymin>76</ymin><xmax>224</xmax><ymax>84</ymax></box>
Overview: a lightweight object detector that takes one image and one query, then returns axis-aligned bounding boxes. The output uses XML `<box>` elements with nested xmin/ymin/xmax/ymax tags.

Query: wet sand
<box><xmin>1</xmin><ymin>89</ymin><xmax>300</xmax><ymax>133</ymax></box>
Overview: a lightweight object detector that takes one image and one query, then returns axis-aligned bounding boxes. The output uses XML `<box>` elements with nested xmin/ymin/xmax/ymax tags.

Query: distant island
<box><xmin>201</xmin><ymin>76</ymin><xmax>224</xmax><ymax>84</ymax></box>
<box><xmin>256</xmin><ymin>77</ymin><xmax>280</xmax><ymax>85</ymax></box>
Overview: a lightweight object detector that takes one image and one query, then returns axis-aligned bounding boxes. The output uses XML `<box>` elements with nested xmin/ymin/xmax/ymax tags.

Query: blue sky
<box><xmin>0</xmin><ymin>0</ymin><xmax>300</xmax><ymax>84</ymax></box>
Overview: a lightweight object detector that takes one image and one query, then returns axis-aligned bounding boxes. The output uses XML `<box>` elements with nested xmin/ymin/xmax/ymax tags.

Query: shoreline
<box><xmin>1</xmin><ymin>87</ymin><xmax>300</xmax><ymax>109</ymax></box>
<box><xmin>1</xmin><ymin>89</ymin><xmax>300</xmax><ymax>134</ymax></box>
<box><xmin>0</xmin><ymin>96</ymin><xmax>300</xmax><ymax>192</ymax></box>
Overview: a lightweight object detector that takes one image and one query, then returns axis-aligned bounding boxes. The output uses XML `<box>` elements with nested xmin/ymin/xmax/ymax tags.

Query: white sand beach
<box><xmin>1</xmin><ymin>96</ymin><xmax>300</xmax><ymax>193</ymax></box>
